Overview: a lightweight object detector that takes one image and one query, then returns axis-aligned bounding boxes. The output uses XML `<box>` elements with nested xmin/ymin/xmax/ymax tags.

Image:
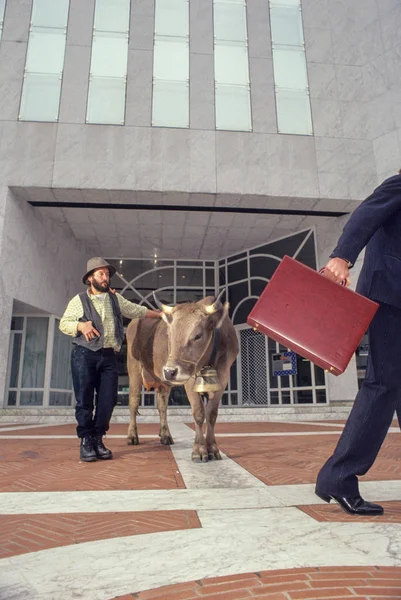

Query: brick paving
<box><xmin>217</xmin><ymin>433</ymin><xmax>401</xmax><ymax>485</ymax></box>
<box><xmin>2</xmin><ymin>420</ymin><xmax>401</xmax><ymax>600</ymax></box>
<box><xmin>111</xmin><ymin>567</ymin><xmax>401</xmax><ymax>599</ymax></box>
<box><xmin>0</xmin><ymin>510</ymin><xmax>200</xmax><ymax>559</ymax></box>
<box><xmin>0</xmin><ymin>438</ymin><xmax>185</xmax><ymax>491</ymax></box>
<box><xmin>185</xmin><ymin>422</ymin><xmax>344</xmax><ymax>434</ymax></box>
<box><xmin>300</xmin><ymin>501</ymin><xmax>401</xmax><ymax>522</ymax></box>
<box><xmin>0</xmin><ymin>423</ymin><xmax>161</xmax><ymax>436</ymax></box>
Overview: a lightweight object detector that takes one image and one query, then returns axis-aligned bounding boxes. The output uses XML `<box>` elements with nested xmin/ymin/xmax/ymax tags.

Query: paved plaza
<box><xmin>1</xmin><ymin>419</ymin><xmax>401</xmax><ymax>600</ymax></box>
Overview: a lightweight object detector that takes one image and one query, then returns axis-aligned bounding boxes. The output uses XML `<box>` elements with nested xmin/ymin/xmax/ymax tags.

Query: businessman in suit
<box><xmin>315</xmin><ymin>170</ymin><xmax>401</xmax><ymax>516</ymax></box>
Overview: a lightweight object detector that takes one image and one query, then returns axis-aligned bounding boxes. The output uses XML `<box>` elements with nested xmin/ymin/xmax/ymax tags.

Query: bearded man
<box><xmin>60</xmin><ymin>257</ymin><xmax>161</xmax><ymax>462</ymax></box>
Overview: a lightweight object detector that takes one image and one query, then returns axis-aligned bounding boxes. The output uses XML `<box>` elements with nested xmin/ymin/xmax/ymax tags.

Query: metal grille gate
<box><xmin>239</xmin><ymin>328</ymin><xmax>268</xmax><ymax>405</ymax></box>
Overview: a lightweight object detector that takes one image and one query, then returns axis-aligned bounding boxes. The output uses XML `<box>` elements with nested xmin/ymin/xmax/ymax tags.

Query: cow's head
<box><xmin>153</xmin><ymin>291</ymin><xmax>227</xmax><ymax>383</ymax></box>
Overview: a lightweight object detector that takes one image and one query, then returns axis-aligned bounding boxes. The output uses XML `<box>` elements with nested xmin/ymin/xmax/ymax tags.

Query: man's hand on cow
<box><xmin>146</xmin><ymin>309</ymin><xmax>163</xmax><ymax>318</ymax></box>
<box><xmin>78</xmin><ymin>321</ymin><xmax>101</xmax><ymax>341</ymax></box>
<box><xmin>324</xmin><ymin>257</ymin><xmax>351</xmax><ymax>287</ymax></box>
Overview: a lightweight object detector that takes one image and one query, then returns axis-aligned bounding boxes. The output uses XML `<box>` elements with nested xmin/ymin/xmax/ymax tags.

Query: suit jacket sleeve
<box><xmin>331</xmin><ymin>175</ymin><xmax>401</xmax><ymax>265</ymax></box>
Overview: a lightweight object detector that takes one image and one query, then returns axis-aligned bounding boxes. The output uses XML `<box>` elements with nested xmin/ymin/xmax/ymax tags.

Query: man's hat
<box><xmin>83</xmin><ymin>257</ymin><xmax>116</xmax><ymax>285</ymax></box>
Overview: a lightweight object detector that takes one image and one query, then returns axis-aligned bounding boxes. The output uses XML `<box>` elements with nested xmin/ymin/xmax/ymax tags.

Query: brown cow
<box><xmin>126</xmin><ymin>292</ymin><xmax>239</xmax><ymax>462</ymax></box>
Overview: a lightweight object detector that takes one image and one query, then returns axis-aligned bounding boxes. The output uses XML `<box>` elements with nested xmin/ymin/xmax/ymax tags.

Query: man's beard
<box><xmin>92</xmin><ymin>280</ymin><xmax>109</xmax><ymax>293</ymax></box>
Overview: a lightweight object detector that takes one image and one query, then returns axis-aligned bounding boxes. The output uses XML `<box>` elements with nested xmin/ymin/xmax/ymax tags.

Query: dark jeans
<box><xmin>71</xmin><ymin>345</ymin><xmax>118</xmax><ymax>439</ymax></box>
<box><xmin>317</xmin><ymin>303</ymin><xmax>401</xmax><ymax>496</ymax></box>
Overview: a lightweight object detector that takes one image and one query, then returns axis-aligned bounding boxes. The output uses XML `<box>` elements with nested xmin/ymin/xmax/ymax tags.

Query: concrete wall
<box><xmin>0</xmin><ymin>188</ymin><xmax>89</xmax><ymax>406</ymax></box>
<box><xmin>0</xmin><ymin>0</ymin><xmax>397</xmax><ymax>202</ymax></box>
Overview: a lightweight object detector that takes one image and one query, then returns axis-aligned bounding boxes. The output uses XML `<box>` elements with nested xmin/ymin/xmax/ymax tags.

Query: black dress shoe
<box><xmin>315</xmin><ymin>489</ymin><xmax>383</xmax><ymax>515</ymax></box>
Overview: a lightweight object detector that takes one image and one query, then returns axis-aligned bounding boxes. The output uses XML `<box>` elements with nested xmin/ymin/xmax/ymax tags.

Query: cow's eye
<box><xmin>193</xmin><ymin>333</ymin><xmax>202</xmax><ymax>341</ymax></box>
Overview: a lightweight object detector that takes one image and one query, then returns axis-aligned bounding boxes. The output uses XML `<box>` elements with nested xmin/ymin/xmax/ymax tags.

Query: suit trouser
<box><xmin>316</xmin><ymin>302</ymin><xmax>401</xmax><ymax>497</ymax></box>
<box><xmin>71</xmin><ymin>345</ymin><xmax>118</xmax><ymax>439</ymax></box>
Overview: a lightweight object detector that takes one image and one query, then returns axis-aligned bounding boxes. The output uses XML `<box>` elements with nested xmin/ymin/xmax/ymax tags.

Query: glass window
<box><xmin>276</xmin><ymin>89</ymin><xmax>312</xmax><ymax>134</ymax></box>
<box><xmin>49</xmin><ymin>391</ymin><xmax>73</xmax><ymax>406</ymax></box>
<box><xmin>215</xmin><ymin>84</ymin><xmax>252</xmax><ymax>131</ymax></box>
<box><xmin>19</xmin><ymin>0</ymin><xmax>69</xmax><ymax>122</ymax></box>
<box><xmin>152</xmin><ymin>80</ymin><xmax>189</xmax><ymax>128</ymax></box>
<box><xmin>213</xmin><ymin>0</ymin><xmax>252</xmax><ymax>132</ymax></box>
<box><xmin>11</xmin><ymin>317</ymin><xmax>24</xmax><ymax>331</ymax></box>
<box><xmin>270</xmin><ymin>0</ymin><xmax>300</xmax><ymax>5</ymax></box>
<box><xmin>19</xmin><ymin>73</ymin><xmax>62</xmax><ymax>121</ymax></box>
<box><xmin>87</xmin><ymin>0</ymin><xmax>130</xmax><ymax>125</ymax></box>
<box><xmin>20</xmin><ymin>391</ymin><xmax>43</xmax><ymax>406</ymax></box>
<box><xmin>21</xmin><ymin>317</ymin><xmax>48</xmax><ymax>389</ymax></box>
<box><xmin>94</xmin><ymin>0</ymin><xmax>131</xmax><ymax>33</ymax></box>
<box><xmin>51</xmin><ymin>320</ymin><xmax>72</xmax><ymax>390</ymax></box>
<box><xmin>8</xmin><ymin>391</ymin><xmax>17</xmax><ymax>406</ymax></box>
<box><xmin>155</xmin><ymin>0</ymin><xmax>189</xmax><ymax>38</ymax></box>
<box><xmin>215</xmin><ymin>42</ymin><xmax>250</xmax><ymax>85</ymax></box>
<box><xmin>31</xmin><ymin>0</ymin><xmax>70</xmax><ymax>28</ymax></box>
<box><xmin>154</xmin><ymin>38</ymin><xmax>189</xmax><ymax>81</ymax></box>
<box><xmin>0</xmin><ymin>0</ymin><xmax>6</xmax><ymax>39</ymax></box>
<box><xmin>91</xmin><ymin>32</ymin><xmax>129</xmax><ymax>78</ymax></box>
<box><xmin>25</xmin><ymin>28</ymin><xmax>67</xmax><ymax>74</ymax></box>
<box><xmin>87</xmin><ymin>76</ymin><xmax>126</xmax><ymax>124</ymax></box>
<box><xmin>152</xmin><ymin>0</ymin><xmax>189</xmax><ymax>129</ymax></box>
<box><xmin>214</xmin><ymin>1</ymin><xmax>247</xmax><ymax>42</ymax></box>
<box><xmin>270</xmin><ymin>6</ymin><xmax>303</xmax><ymax>46</ymax></box>
<box><xmin>9</xmin><ymin>333</ymin><xmax>22</xmax><ymax>388</ymax></box>
<box><xmin>272</xmin><ymin>47</ymin><xmax>308</xmax><ymax>90</ymax></box>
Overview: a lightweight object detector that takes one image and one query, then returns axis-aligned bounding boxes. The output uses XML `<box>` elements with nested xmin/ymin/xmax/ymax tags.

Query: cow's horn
<box><xmin>152</xmin><ymin>291</ymin><xmax>175</xmax><ymax>315</ymax></box>
<box><xmin>205</xmin><ymin>289</ymin><xmax>226</xmax><ymax>314</ymax></box>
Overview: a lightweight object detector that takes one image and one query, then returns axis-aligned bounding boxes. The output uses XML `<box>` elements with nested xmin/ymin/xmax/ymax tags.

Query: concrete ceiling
<box><xmin>13</xmin><ymin>187</ymin><xmax>353</xmax><ymax>260</ymax></box>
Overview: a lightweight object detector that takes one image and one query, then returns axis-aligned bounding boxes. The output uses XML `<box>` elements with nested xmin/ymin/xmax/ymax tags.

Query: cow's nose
<box><xmin>163</xmin><ymin>367</ymin><xmax>178</xmax><ymax>381</ymax></box>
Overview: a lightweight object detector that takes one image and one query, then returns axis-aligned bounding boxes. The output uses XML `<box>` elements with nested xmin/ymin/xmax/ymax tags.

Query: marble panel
<box><xmin>125</xmin><ymin>49</ymin><xmax>153</xmax><ymax>127</ymax></box>
<box><xmin>130</xmin><ymin>0</ymin><xmax>155</xmax><ymax>51</ymax></box>
<box><xmin>335</xmin><ymin>65</ymin><xmax>365</xmax><ymax>102</ymax></box>
<box><xmin>331</xmin><ymin>20</ymin><xmax>384</xmax><ymax>66</ymax></box>
<box><xmin>308</xmin><ymin>63</ymin><xmax>338</xmax><ymax>100</ymax></box>
<box><xmin>340</xmin><ymin>101</ymin><xmax>371</xmax><ymax>140</ymax></box>
<box><xmin>249</xmin><ymin>58</ymin><xmax>277</xmax><ymax>134</ymax></box>
<box><xmin>304</xmin><ymin>27</ymin><xmax>333</xmax><ymax>64</ymax></box>
<box><xmin>59</xmin><ymin>46</ymin><xmax>91</xmax><ymax>124</ymax></box>
<box><xmin>373</xmin><ymin>131</ymin><xmax>401</xmax><ymax>179</ymax></box>
<box><xmin>160</xmin><ymin>129</ymin><xmax>191</xmax><ymax>191</ymax></box>
<box><xmin>247</xmin><ymin>0</ymin><xmax>271</xmax><ymax>59</ymax></box>
<box><xmin>0</xmin><ymin>76</ymin><xmax>23</xmax><ymax>122</ymax></box>
<box><xmin>189</xmin><ymin>0</ymin><xmax>213</xmax><ymax>55</ymax></box>
<box><xmin>189</xmin><ymin>130</ymin><xmax>216</xmax><ymax>193</ymax></box>
<box><xmin>1</xmin><ymin>0</ymin><xmax>31</xmax><ymax>43</ymax></box>
<box><xmin>190</xmin><ymin>53</ymin><xmax>215</xmax><ymax>131</ymax></box>
<box><xmin>310</xmin><ymin>98</ymin><xmax>342</xmax><ymax>138</ymax></box>
<box><xmin>66</xmin><ymin>0</ymin><xmax>95</xmax><ymax>47</ymax></box>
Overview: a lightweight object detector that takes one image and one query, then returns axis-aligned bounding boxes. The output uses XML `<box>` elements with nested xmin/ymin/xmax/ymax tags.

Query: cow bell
<box><xmin>193</xmin><ymin>367</ymin><xmax>223</xmax><ymax>393</ymax></box>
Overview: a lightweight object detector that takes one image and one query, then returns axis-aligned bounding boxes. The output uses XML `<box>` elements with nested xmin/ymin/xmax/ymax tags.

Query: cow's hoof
<box><xmin>201</xmin><ymin>454</ymin><xmax>209</xmax><ymax>463</ymax></box>
<box><xmin>191</xmin><ymin>453</ymin><xmax>202</xmax><ymax>463</ymax></box>
<box><xmin>208</xmin><ymin>452</ymin><xmax>222</xmax><ymax>461</ymax></box>
<box><xmin>127</xmin><ymin>437</ymin><xmax>139</xmax><ymax>446</ymax></box>
<box><xmin>160</xmin><ymin>436</ymin><xmax>174</xmax><ymax>446</ymax></box>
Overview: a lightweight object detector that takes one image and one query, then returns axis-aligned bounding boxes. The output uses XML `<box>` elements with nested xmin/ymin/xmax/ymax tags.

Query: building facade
<box><xmin>0</xmin><ymin>0</ymin><xmax>400</xmax><ymax>411</ymax></box>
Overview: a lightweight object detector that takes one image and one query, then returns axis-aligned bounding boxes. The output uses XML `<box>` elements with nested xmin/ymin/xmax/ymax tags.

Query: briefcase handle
<box><xmin>319</xmin><ymin>267</ymin><xmax>347</xmax><ymax>287</ymax></box>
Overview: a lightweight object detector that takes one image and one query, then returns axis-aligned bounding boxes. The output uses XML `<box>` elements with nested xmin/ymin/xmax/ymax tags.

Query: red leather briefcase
<box><xmin>246</xmin><ymin>255</ymin><xmax>379</xmax><ymax>375</ymax></box>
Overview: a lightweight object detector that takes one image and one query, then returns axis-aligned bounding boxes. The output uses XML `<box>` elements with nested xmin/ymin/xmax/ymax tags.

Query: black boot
<box><xmin>80</xmin><ymin>436</ymin><xmax>97</xmax><ymax>462</ymax></box>
<box><xmin>92</xmin><ymin>435</ymin><xmax>113</xmax><ymax>460</ymax></box>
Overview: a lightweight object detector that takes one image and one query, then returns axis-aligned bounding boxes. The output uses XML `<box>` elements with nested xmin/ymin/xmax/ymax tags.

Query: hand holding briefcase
<box><xmin>246</xmin><ymin>255</ymin><xmax>379</xmax><ymax>375</ymax></box>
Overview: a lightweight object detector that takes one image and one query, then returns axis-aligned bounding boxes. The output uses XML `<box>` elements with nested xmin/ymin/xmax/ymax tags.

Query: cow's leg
<box><xmin>127</xmin><ymin>360</ymin><xmax>142</xmax><ymax>445</ymax></box>
<box><xmin>156</xmin><ymin>389</ymin><xmax>174</xmax><ymax>445</ymax></box>
<box><xmin>205</xmin><ymin>393</ymin><xmax>222</xmax><ymax>460</ymax></box>
<box><xmin>185</xmin><ymin>383</ymin><xmax>208</xmax><ymax>462</ymax></box>
<box><xmin>205</xmin><ymin>368</ymin><xmax>229</xmax><ymax>460</ymax></box>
